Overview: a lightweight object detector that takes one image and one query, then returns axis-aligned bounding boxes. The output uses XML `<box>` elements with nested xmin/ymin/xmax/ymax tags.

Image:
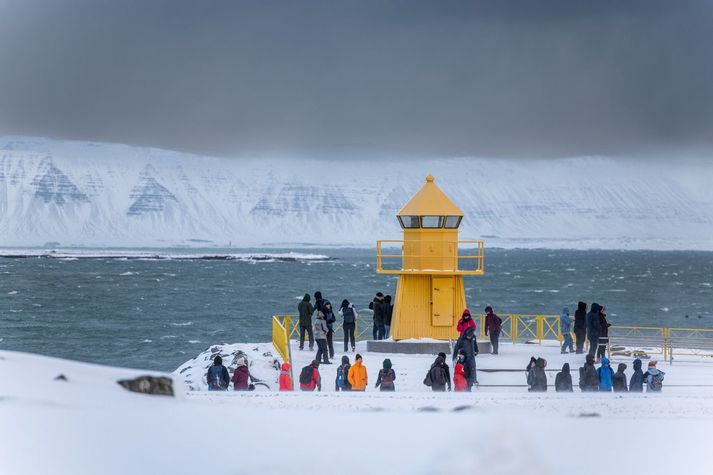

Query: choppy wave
<box><xmin>0</xmin><ymin>249</ymin><xmax>331</xmax><ymax>262</ymax></box>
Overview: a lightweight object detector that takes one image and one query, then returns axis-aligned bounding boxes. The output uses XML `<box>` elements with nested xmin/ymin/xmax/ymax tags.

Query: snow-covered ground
<box><xmin>2</xmin><ymin>341</ymin><xmax>713</xmax><ymax>474</ymax></box>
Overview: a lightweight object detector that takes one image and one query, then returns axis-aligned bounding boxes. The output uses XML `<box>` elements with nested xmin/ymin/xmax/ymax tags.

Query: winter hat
<box><xmin>462</xmin><ymin>309</ymin><xmax>471</xmax><ymax>317</ymax></box>
<box><xmin>633</xmin><ymin>359</ymin><xmax>642</xmax><ymax>370</ymax></box>
<box><xmin>383</xmin><ymin>359</ymin><xmax>392</xmax><ymax>370</ymax></box>
<box><xmin>341</xmin><ymin>299</ymin><xmax>349</xmax><ymax>308</ymax></box>
<box><xmin>562</xmin><ymin>362</ymin><xmax>570</xmax><ymax>374</ymax></box>
<box><xmin>214</xmin><ymin>356</ymin><xmax>223</xmax><ymax>366</ymax></box>
<box><xmin>484</xmin><ymin>306</ymin><xmax>493</xmax><ymax>313</ymax></box>
<box><xmin>376</xmin><ymin>292</ymin><xmax>384</xmax><ymax>298</ymax></box>
<box><xmin>601</xmin><ymin>357</ymin><xmax>610</xmax><ymax>365</ymax></box>
<box><xmin>341</xmin><ymin>355</ymin><xmax>350</xmax><ymax>364</ymax></box>
<box><xmin>314</xmin><ymin>291</ymin><xmax>322</xmax><ymax>300</ymax></box>
<box><xmin>355</xmin><ymin>354</ymin><xmax>363</xmax><ymax>361</ymax></box>
<box><xmin>617</xmin><ymin>363</ymin><xmax>627</xmax><ymax>372</ymax></box>
<box><xmin>303</xmin><ymin>293</ymin><xmax>310</xmax><ymax>301</ymax></box>
<box><xmin>323</xmin><ymin>299</ymin><xmax>332</xmax><ymax>308</ymax></box>
<box><xmin>438</xmin><ymin>352</ymin><xmax>447</xmax><ymax>360</ymax></box>
<box><xmin>648</xmin><ymin>360</ymin><xmax>657</xmax><ymax>367</ymax></box>
<box><xmin>384</xmin><ymin>295</ymin><xmax>392</xmax><ymax>303</ymax></box>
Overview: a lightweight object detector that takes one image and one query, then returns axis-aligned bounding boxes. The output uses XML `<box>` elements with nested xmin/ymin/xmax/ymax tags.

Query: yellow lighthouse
<box><xmin>376</xmin><ymin>175</ymin><xmax>484</xmax><ymax>340</ymax></box>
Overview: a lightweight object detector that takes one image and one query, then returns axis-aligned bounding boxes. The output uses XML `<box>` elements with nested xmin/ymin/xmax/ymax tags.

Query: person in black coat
<box><xmin>452</xmin><ymin>327</ymin><xmax>479</xmax><ymax>390</ymax></box>
<box><xmin>555</xmin><ymin>363</ymin><xmax>573</xmax><ymax>392</ymax></box>
<box><xmin>579</xmin><ymin>354</ymin><xmax>599</xmax><ymax>392</ymax></box>
<box><xmin>529</xmin><ymin>357</ymin><xmax>548</xmax><ymax>392</ymax></box>
<box><xmin>384</xmin><ymin>295</ymin><xmax>393</xmax><ymax>338</ymax></box>
<box><xmin>596</xmin><ymin>307</ymin><xmax>612</xmax><ymax>360</ymax></box>
<box><xmin>613</xmin><ymin>363</ymin><xmax>628</xmax><ymax>392</ymax></box>
<box><xmin>427</xmin><ymin>355</ymin><xmax>452</xmax><ymax>391</ymax></box>
<box><xmin>629</xmin><ymin>358</ymin><xmax>644</xmax><ymax>392</ymax></box>
<box><xmin>574</xmin><ymin>301</ymin><xmax>587</xmax><ymax>354</ymax></box>
<box><xmin>585</xmin><ymin>303</ymin><xmax>603</xmax><ymax>358</ymax></box>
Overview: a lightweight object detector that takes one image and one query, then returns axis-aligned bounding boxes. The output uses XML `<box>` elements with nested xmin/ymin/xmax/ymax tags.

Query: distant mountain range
<box><xmin>1</xmin><ymin>136</ymin><xmax>712</xmax><ymax>250</ymax></box>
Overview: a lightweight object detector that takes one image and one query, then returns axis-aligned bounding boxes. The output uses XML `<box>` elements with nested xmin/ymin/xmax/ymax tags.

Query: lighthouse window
<box><xmin>421</xmin><ymin>216</ymin><xmax>444</xmax><ymax>228</ymax></box>
<box><xmin>444</xmin><ymin>216</ymin><xmax>462</xmax><ymax>228</ymax></box>
<box><xmin>398</xmin><ymin>216</ymin><xmax>420</xmax><ymax>228</ymax></box>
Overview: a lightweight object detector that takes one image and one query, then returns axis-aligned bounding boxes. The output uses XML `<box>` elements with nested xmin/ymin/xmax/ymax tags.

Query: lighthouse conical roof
<box><xmin>397</xmin><ymin>175</ymin><xmax>464</xmax><ymax>216</ymax></box>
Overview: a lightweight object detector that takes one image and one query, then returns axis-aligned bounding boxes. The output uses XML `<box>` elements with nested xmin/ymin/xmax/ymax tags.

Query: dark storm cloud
<box><xmin>0</xmin><ymin>0</ymin><xmax>712</xmax><ymax>158</ymax></box>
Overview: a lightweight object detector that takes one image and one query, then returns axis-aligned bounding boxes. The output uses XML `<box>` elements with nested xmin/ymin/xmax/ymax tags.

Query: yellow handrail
<box><xmin>376</xmin><ymin>239</ymin><xmax>484</xmax><ymax>275</ymax></box>
<box><xmin>273</xmin><ymin>314</ymin><xmax>713</xmax><ymax>359</ymax></box>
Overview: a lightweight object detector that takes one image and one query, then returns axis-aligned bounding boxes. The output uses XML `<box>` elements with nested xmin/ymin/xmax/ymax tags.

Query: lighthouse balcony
<box><xmin>376</xmin><ymin>239</ymin><xmax>485</xmax><ymax>275</ymax></box>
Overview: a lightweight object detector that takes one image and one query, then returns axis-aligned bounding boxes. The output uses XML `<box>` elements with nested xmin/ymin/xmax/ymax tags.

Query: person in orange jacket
<box><xmin>453</xmin><ymin>350</ymin><xmax>469</xmax><ymax>392</ymax></box>
<box><xmin>279</xmin><ymin>362</ymin><xmax>293</xmax><ymax>391</ymax></box>
<box><xmin>348</xmin><ymin>354</ymin><xmax>368</xmax><ymax>391</ymax></box>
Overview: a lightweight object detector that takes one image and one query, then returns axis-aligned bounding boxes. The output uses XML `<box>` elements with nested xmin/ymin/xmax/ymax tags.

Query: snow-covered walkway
<box><xmin>2</xmin><ymin>341</ymin><xmax>713</xmax><ymax>474</ymax></box>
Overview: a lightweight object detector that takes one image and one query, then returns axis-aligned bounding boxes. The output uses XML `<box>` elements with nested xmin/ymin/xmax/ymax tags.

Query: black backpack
<box><xmin>299</xmin><ymin>365</ymin><xmax>313</xmax><ymax>385</ymax></box>
<box><xmin>342</xmin><ymin>306</ymin><xmax>355</xmax><ymax>324</ymax></box>
<box><xmin>429</xmin><ymin>366</ymin><xmax>446</xmax><ymax>386</ymax></box>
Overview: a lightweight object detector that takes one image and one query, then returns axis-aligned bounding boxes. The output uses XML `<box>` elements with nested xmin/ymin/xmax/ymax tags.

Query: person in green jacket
<box><xmin>297</xmin><ymin>294</ymin><xmax>314</xmax><ymax>350</ymax></box>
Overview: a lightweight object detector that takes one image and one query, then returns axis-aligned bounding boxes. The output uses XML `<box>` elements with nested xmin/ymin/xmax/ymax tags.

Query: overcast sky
<box><xmin>0</xmin><ymin>0</ymin><xmax>712</xmax><ymax>158</ymax></box>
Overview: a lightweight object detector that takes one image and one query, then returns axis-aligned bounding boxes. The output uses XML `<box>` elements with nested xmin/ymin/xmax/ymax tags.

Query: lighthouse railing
<box><xmin>376</xmin><ymin>239</ymin><xmax>484</xmax><ymax>274</ymax></box>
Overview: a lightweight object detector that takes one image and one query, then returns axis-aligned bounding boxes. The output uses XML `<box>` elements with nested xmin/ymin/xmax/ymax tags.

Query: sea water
<box><xmin>1</xmin><ymin>248</ymin><xmax>712</xmax><ymax>371</ymax></box>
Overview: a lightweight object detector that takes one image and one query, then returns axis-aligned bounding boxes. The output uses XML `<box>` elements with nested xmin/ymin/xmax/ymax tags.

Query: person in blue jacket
<box><xmin>206</xmin><ymin>355</ymin><xmax>230</xmax><ymax>391</ymax></box>
<box><xmin>629</xmin><ymin>358</ymin><xmax>645</xmax><ymax>392</ymax></box>
<box><xmin>560</xmin><ymin>306</ymin><xmax>574</xmax><ymax>354</ymax></box>
<box><xmin>597</xmin><ymin>357</ymin><xmax>614</xmax><ymax>391</ymax></box>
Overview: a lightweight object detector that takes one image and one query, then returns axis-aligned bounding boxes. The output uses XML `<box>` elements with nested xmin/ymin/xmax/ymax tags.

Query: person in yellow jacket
<box><xmin>348</xmin><ymin>354</ymin><xmax>368</xmax><ymax>391</ymax></box>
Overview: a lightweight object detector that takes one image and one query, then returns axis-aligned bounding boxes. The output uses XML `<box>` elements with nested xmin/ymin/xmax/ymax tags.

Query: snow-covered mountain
<box><xmin>1</xmin><ymin>136</ymin><xmax>712</xmax><ymax>250</ymax></box>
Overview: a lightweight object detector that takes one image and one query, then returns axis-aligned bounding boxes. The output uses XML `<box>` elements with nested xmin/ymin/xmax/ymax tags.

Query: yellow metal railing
<box><xmin>271</xmin><ymin>315</ymin><xmax>293</xmax><ymax>383</ymax></box>
<box><xmin>376</xmin><ymin>239</ymin><xmax>484</xmax><ymax>275</ymax></box>
<box><xmin>274</xmin><ymin>313</ymin><xmax>713</xmax><ymax>360</ymax></box>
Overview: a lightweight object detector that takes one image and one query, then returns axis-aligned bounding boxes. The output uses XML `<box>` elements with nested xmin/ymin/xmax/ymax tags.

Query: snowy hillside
<box><xmin>1</xmin><ymin>136</ymin><xmax>712</xmax><ymax>249</ymax></box>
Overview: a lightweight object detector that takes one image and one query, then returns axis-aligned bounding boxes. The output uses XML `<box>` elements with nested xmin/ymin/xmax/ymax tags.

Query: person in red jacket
<box><xmin>457</xmin><ymin>309</ymin><xmax>476</xmax><ymax>335</ymax></box>
<box><xmin>453</xmin><ymin>351</ymin><xmax>469</xmax><ymax>392</ymax></box>
<box><xmin>279</xmin><ymin>362</ymin><xmax>293</xmax><ymax>391</ymax></box>
<box><xmin>232</xmin><ymin>356</ymin><xmax>252</xmax><ymax>390</ymax></box>
<box><xmin>299</xmin><ymin>360</ymin><xmax>322</xmax><ymax>392</ymax></box>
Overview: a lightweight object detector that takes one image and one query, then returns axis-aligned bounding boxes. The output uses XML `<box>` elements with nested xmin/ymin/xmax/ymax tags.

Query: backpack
<box><xmin>208</xmin><ymin>365</ymin><xmax>224</xmax><ymax>390</ymax></box>
<box><xmin>429</xmin><ymin>366</ymin><xmax>446</xmax><ymax>386</ymax></box>
<box><xmin>380</xmin><ymin>369</ymin><xmax>395</xmax><ymax>389</ymax></box>
<box><xmin>423</xmin><ymin>369</ymin><xmax>433</xmax><ymax>387</ymax></box>
<box><xmin>342</xmin><ymin>306</ymin><xmax>355</xmax><ymax>324</ymax></box>
<box><xmin>651</xmin><ymin>373</ymin><xmax>664</xmax><ymax>391</ymax></box>
<box><xmin>336</xmin><ymin>364</ymin><xmax>347</xmax><ymax>387</ymax></box>
<box><xmin>299</xmin><ymin>365</ymin><xmax>314</xmax><ymax>385</ymax></box>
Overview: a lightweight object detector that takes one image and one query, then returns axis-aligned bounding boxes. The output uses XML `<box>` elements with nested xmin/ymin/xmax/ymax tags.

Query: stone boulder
<box><xmin>118</xmin><ymin>375</ymin><xmax>174</xmax><ymax>396</ymax></box>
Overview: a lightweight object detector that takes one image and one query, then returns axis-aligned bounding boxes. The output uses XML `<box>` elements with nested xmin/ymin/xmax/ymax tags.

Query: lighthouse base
<box><xmin>367</xmin><ymin>339</ymin><xmax>492</xmax><ymax>355</ymax></box>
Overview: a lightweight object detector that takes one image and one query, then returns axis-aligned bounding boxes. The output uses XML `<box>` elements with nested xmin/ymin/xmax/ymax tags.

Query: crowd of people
<box><xmin>298</xmin><ymin>290</ymin><xmax>394</xmax><ymax>364</ymax></box>
<box><xmin>526</xmin><ymin>355</ymin><xmax>665</xmax><ymax>392</ymax></box>
<box><xmin>205</xmin><ymin>296</ymin><xmax>666</xmax><ymax>393</ymax></box>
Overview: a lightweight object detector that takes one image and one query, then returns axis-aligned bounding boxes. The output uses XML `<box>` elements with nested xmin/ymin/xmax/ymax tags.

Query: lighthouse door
<box><xmin>431</xmin><ymin>276</ymin><xmax>454</xmax><ymax>326</ymax></box>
